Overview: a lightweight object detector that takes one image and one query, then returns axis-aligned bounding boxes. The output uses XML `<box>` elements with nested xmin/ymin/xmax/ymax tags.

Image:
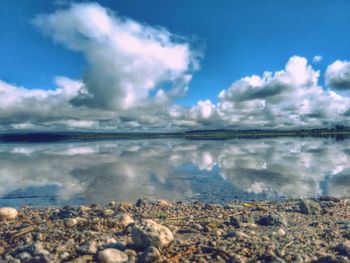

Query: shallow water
<box><xmin>0</xmin><ymin>138</ymin><xmax>349</xmax><ymax>207</ymax></box>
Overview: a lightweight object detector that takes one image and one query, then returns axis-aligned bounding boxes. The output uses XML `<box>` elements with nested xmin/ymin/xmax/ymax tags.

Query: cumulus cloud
<box><xmin>0</xmin><ymin>78</ymin><xmax>115</xmax><ymax>130</ymax></box>
<box><xmin>325</xmin><ymin>60</ymin><xmax>350</xmax><ymax>90</ymax></box>
<box><xmin>33</xmin><ymin>2</ymin><xmax>198</xmax><ymax>110</ymax></box>
<box><xmin>178</xmin><ymin>56</ymin><xmax>350</xmax><ymax>128</ymax></box>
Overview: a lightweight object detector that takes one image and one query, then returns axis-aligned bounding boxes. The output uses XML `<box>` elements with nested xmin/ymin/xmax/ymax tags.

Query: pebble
<box><xmin>192</xmin><ymin>223</ymin><xmax>203</xmax><ymax>231</ymax></box>
<box><xmin>132</xmin><ymin>219</ymin><xmax>174</xmax><ymax>249</ymax></box>
<box><xmin>77</xmin><ymin>240</ymin><xmax>99</xmax><ymax>254</ymax></box>
<box><xmin>257</xmin><ymin>213</ymin><xmax>287</xmax><ymax>226</ymax></box>
<box><xmin>98</xmin><ymin>248</ymin><xmax>128</xmax><ymax>263</ymax></box>
<box><xmin>60</xmin><ymin>251</ymin><xmax>70</xmax><ymax>260</ymax></box>
<box><xmin>103</xmin><ymin>209</ymin><xmax>115</xmax><ymax>217</ymax></box>
<box><xmin>298</xmin><ymin>199</ymin><xmax>322</xmax><ymax>215</ymax></box>
<box><xmin>79</xmin><ymin>205</ymin><xmax>91</xmax><ymax>214</ymax></box>
<box><xmin>158</xmin><ymin>200</ymin><xmax>172</xmax><ymax>207</ymax></box>
<box><xmin>65</xmin><ymin>218</ymin><xmax>78</xmax><ymax>228</ymax></box>
<box><xmin>138</xmin><ymin>246</ymin><xmax>161</xmax><ymax>262</ymax></box>
<box><xmin>0</xmin><ymin>207</ymin><xmax>18</xmax><ymax>220</ymax></box>
<box><xmin>119</xmin><ymin>214</ymin><xmax>135</xmax><ymax>228</ymax></box>
<box><xmin>276</xmin><ymin>228</ymin><xmax>286</xmax><ymax>237</ymax></box>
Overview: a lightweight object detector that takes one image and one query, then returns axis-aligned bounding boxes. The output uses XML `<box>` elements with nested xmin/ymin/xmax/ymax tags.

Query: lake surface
<box><xmin>0</xmin><ymin>138</ymin><xmax>349</xmax><ymax>207</ymax></box>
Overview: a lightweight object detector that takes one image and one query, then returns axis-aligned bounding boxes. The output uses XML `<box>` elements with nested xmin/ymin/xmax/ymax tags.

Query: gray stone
<box><xmin>257</xmin><ymin>213</ymin><xmax>287</xmax><ymax>226</ymax></box>
<box><xmin>298</xmin><ymin>199</ymin><xmax>321</xmax><ymax>215</ymax></box>
<box><xmin>132</xmin><ymin>219</ymin><xmax>173</xmax><ymax>249</ymax></box>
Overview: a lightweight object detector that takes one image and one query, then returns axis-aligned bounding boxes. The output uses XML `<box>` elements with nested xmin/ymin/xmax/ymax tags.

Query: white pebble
<box><xmin>0</xmin><ymin>207</ymin><xmax>18</xmax><ymax>220</ymax></box>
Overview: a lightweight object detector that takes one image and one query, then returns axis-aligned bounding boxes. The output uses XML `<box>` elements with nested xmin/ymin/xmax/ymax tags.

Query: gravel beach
<box><xmin>1</xmin><ymin>197</ymin><xmax>349</xmax><ymax>262</ymax></box>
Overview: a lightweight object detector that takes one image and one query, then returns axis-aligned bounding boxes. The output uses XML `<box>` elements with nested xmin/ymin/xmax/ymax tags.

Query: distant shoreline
<box><xmin>1</xmin><ymin>125</ymin><xmax>350</xmax><ymax>142</ymax></box>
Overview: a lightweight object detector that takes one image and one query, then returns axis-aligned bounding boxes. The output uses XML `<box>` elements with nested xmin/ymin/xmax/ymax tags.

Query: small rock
<box><xmin>298</xmin><ymin>199</ymin><xmax>321</xmax><ymax>215</ymax></box>
<box><xmin>79</xmin><ymin>205</ymin><xmax>91</xmax><ymax>214</ymax></box>
<box><xmin>65</xmin><ymin>218</ymin><xmax>78</xmax><ymax>228</ymax></box>
<box><xmin>157</xmin><ymin>200</ymin><xmax>171</xmax><ymax>207</ymax></box>
<box><xmin>77</xmin><ymin>240</ymin><xmax>99</xmax><ymax>254</ymax></box>
<box><xmin>103</xmin><ymin>209</ymin><xmax>115</xmax><ymax>217</ymax></box>
<box><xmin>0</xmin><ymin>207</ymin><xmax>18</xmax><ymax>220</ymax></box>
<box><xmin>258</xmin><ymin>213</ymin><xmax>287</xmax><ymax>226</ymax></box>
<box><xmin>98</xmin><ymin>248</ymin><xmax>128</xmax><ymax>263</ymax></box>
<box><xmin>192</xmin><ymin>223</ymin><xmax>203</xmax><ymax>231</ymax></box>
<box><xmin>119</xmin><ymin>214</ymin><xmax>134</xmax><ymax>228</ymax></box>
<box><xmin>137</xmin><ymin>246</ymin><xmax>161</xmax><ymax>263</ymax></box>
<box><xmin>216</xmin><ymin>230</ymin><xmax>223</xmax><ymax>236</ymax></box>
<box><xmin>276</xmin><ymin>228</ymin><xmax>286</xmax><ymax>237</ymax></box>
<box><xmin>60</xmin><ymin>252</ymin><xmax>70</xmax><ymax>260</ymax></box>
<box><xmin>132</xmin><ymin>219</ymin><xmax>174</xmax><ymax>249</ymax></box>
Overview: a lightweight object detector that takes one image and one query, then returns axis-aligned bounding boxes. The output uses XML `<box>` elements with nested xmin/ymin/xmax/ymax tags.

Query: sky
<box><xmin>1</xmin><ymin>0</ymin><xmax>350</xmax><ymax>131</ymax></box>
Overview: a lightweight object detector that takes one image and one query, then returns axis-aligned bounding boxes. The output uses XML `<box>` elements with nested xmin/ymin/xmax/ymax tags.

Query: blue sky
<box><xmin>2</xmin><ymin>0</ymin><xmax>350</xmax><ymax>104</ymax></box>
<box><xmin>1</xmin><ymin>1</ymin><xmax>350</xmax><ymax>130</ymax></box>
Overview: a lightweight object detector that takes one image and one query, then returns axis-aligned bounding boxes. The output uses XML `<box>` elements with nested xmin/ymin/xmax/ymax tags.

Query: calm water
<box><xmin>0</xmin><ymin>138</ymin><xmax>349</xmax><ymax>207</ymax></box>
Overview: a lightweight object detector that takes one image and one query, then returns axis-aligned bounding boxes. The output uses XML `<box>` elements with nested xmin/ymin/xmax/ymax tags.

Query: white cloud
<box><xmin>203</xmin><ymin>56</ymin><xmax>350</xmax><ymax>128</ymax></box>
<box><xmin>313</xmin><ymin>55</ymin><xmax>322</xmax><ymax>63</ymax></box>
<box><xmin>33</xmin><ymin>2</ymin><xmax>199</xmax><ymax>111</ymax></box>
<box><xmin>325</xmin><ymin>60</ymin><xmax>350</xmax><ymax>90</ymax></box>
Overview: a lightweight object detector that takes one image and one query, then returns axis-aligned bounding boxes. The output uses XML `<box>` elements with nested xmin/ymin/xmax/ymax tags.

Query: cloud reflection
<box><xmin>0</xmin><ymin>138</ymin><xmax>349</xmax><ymax>205</ymax></box>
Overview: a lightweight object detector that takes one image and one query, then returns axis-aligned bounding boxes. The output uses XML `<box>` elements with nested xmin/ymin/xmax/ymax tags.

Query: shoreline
<box><xmin>1</xmin><ymin>197</ymin><xmax>349</xmax><ymax>262</ymax></box>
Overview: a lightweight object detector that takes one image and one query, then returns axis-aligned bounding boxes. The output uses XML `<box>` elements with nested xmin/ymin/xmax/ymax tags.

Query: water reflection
<box><xmin>0</xmin><ymin>138</ymin><xmax>349</xmax><ymax>206</ymax></box>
